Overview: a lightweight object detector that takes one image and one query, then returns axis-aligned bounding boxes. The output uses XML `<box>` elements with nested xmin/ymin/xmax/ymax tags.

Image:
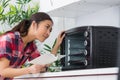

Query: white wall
<box><xmin>75</xmin><ymin>6</ymin><xmax>120</xmax><ymax>27</ymax></box>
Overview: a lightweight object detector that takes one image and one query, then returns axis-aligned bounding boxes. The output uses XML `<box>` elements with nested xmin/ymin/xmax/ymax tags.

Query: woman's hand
<box><xmin>51</xmin><ymin>31</ymin><xmax>65</xmax><ymax>55</ymax></box>
<box><xmin>56</xmin><ymin>31</ymin><xmax>65</xmax><ymax>46</ymax></box>
<box><xmin>28</xmin><ymin>64</ymin><xmax>47</xmax><ymax>74</ymax></box>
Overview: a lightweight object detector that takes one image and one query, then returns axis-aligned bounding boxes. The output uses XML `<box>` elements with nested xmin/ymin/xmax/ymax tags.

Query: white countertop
<box><xmin>14</xmin><ymin>67</ymin><xmax>119</xmax><ymax>80</ymax></box>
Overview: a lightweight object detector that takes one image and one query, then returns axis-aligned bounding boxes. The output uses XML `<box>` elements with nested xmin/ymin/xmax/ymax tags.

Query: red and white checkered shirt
<box><xmin>0</xmin><ymin>31</ymin><xmax>40</xmax><ymax>80</ymax></box>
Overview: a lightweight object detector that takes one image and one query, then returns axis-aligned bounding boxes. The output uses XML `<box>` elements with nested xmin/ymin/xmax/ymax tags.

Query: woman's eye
<box><xmin>45</xmin><ymin>26</ymin><xmax>49</xmax><ymax>29</ymax></box>
<box><xmin>50</xmin><ymin>28</ymin><xmax>52</xmax><ymax>32</ymax></box>
<box><xmin>45</xmin><ymin>25</ymin><xmax>52</xmax><ymax>32</ymax></box>
<box><xmin>46</xmin><ymin>26</ymin><xmax>49</xmax><ymax>29</ymax></box>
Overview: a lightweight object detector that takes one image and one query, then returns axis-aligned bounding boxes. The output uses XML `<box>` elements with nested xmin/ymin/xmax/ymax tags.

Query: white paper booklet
<box><xmin>29</xmin><ymin>53</ymin><xmax>65</xmax><ymax>65</ymax></box>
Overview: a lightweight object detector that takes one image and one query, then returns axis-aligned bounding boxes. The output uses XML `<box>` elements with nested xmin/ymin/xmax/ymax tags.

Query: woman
<box><xmin>0</xmin><ymin>12</ymin><xmax>65</xmax><ymax>80</ymax></box>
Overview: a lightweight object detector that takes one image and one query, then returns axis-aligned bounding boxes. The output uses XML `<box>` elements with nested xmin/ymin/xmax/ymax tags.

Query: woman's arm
<box><xmin>51</xmin><ymin>31</ymin><xmax>65</xmax><ymax>56</ymax></box>
<box><xmin>0</xmin><ymin>57</ymin><xmax>46</xmax><ymax>78</ymax></box>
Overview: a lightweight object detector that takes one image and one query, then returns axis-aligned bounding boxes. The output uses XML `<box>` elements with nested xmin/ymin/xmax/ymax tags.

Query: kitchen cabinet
<box><xmin>40</xmin><ymin>0</ymin><xmax>79</xmax><ymax>12</ymax></box>
<box><xmin>41</xmin><ymin>0</ymin><xmax>120</xmax><ymax>18</ymax></box>
<box><xmin>40</xmin><ymin>0</ymin><xmax>120</xmax><ymax>30</ymax></box>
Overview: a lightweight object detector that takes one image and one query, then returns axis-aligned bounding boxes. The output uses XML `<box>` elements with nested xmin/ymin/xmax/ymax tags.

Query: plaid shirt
<box><xmin>0</xmin><ymin>31</ymin><xmax>40</xmax><ymax>80</ymax></box>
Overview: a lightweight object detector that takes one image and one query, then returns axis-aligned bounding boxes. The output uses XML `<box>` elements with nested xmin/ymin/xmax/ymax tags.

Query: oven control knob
<box><xmin>84</xmin><ymin>40</ymin><xmax>90</xmax><ymax>46</ymax></box>
<box><xmin>84</xmin><ymin>31</ymin><xmax>89</xmax><ymax>37</ymax></box>
<box><xmin>84</xmin><ymin>50</ymin><xmax>88</xmax><ymax>55</ymax></box>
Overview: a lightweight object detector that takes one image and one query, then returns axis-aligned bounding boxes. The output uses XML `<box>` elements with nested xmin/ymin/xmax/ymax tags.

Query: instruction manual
<box><xmin>29</xmin><ymin>53</ymin><xmax>65</xmax><ymax>65</ymax></box>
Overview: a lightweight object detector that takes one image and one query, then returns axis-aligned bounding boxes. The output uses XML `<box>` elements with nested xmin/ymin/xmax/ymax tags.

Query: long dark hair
<box><xmin>10</xmin><ymin>12</ymin><xmax>53</xmax><ymax>37</ymax></box>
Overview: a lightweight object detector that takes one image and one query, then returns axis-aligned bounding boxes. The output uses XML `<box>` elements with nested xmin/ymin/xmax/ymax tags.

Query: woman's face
<box><xmin>34</xmin><ymin>20</ymin><xmax>53</xmax><ymax>42</ymax></box>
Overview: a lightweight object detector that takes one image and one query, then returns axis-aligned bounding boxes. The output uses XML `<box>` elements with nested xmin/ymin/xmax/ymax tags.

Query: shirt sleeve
<box><xmin>0</xmin><ymin>35</ymin><xmax>12</xmax><ymax>60</ymax></box>
<box><xmin>28</xmin><ymin>43</ymin><xmax>40</xmax><ymax>61</ymax></box>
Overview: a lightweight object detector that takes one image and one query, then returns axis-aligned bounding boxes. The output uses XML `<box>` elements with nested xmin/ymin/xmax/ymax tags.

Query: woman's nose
<box><xmin>46</xmin><ymin>30</ymin><xmax>51</xmax><ymax>37</ymax></box>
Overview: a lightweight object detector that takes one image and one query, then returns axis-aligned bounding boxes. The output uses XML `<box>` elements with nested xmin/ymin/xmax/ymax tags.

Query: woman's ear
<box><xmin>31</xmin><ymin>21</ymin><xmax>37</xmax><ymax>30</ymax></box>
<box><xmin>32</xmin><ymin>21</ymin><xmax>36</xmax><ymax>26</ymax></box>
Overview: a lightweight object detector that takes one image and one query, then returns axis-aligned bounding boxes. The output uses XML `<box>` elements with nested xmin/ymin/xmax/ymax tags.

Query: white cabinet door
<box><xmin>39</xmin><ymin>0</ymin><xmax>80</xmax><ymax>12</ymax></box>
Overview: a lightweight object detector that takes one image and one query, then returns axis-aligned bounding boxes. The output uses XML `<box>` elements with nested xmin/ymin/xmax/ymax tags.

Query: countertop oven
<box><xmin>60</xmin><ymin>26</ymin><xmax>120</xmax><ymax>71</ymax></box>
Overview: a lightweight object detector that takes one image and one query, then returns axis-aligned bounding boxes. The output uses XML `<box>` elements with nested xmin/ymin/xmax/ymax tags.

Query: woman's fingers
<box><xmin>28</xmin><ymin>64</ymin><xmax>46</xmax><ymax>74</ymax></box>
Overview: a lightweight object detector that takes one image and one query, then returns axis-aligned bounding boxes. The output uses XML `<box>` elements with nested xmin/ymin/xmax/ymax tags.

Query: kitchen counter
<box><xmin>14</xmin><ymin>67</ymin><xmax>119</xmax><ymax>80</ymax></box>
